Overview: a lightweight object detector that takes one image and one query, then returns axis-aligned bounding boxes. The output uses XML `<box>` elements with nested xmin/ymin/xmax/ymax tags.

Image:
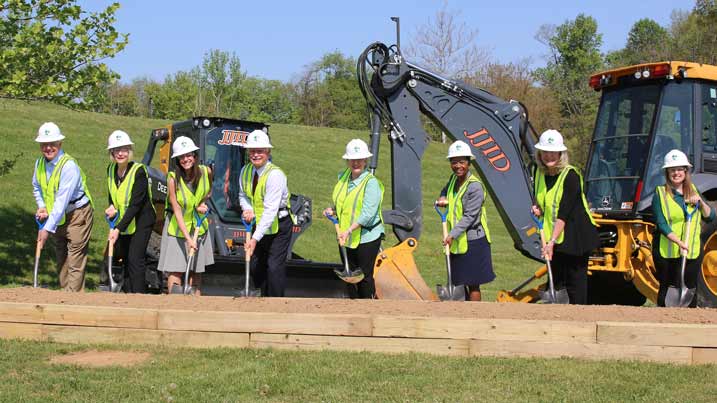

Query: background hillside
<box><xmin>0</xmin><ymin>99</ymin><xmax>536</xmax><ymax>299</ymax></box>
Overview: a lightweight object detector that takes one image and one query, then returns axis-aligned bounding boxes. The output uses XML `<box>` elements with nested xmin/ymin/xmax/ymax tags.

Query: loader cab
<box><xmin>165</xmin><ymin>117</ymin><xmax>264</xmax><ymax>224</ymax></box>
<box><xmin>585</xmin><ymin>62</ymin><xmax>717</xmax><ymax>219</ymax></box>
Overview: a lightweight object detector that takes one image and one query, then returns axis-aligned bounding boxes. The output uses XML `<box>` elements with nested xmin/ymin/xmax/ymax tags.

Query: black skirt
<box><xmin>449</xmin><ymin>237</ymin><xmax>495</xmax><ymax>286</ymax></box>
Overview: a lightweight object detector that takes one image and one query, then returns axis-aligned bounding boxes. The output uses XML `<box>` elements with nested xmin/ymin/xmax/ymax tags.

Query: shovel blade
<box><xmin>539</xmin><ymin>288</ymin><xmax>570</xmax><ymax>304</ymax></box>
<box><xmin>334</xmin><ymin>268</ymin><xmax>365</xmax><ymax>284</ymax></box>
<box><xmin>666</xmin><ymin>286</ymin><xmax>695</xmax><ymax>307</ymax></box>
<box><xmin>170</xmin><ymin>284</ymin><xmax>184</xmax><ymax>294</ymax></box>
<box><xmin>235</xmin><ymin>288</ymin><xmax>262</xmax><ymax>297</ymax></box>
<box><xmin>436</xmin><ymin>284</ymin><xmax>466</xmax><ymax>301</ymax></box>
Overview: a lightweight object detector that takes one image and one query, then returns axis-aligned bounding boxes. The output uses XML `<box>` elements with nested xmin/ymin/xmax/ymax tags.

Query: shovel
<box><xmin>531</xmin><ymin>213</ymin><xmax>569</xmax><ymax>304</ymax></box>
<box><xmin>434</xmin><ymin>204</ymin><xmax>466</xmax><ymax>301</ymax></box>
<box><xmin>33</xmin><ymin>217</ymin><xmax>46</xmax><ymax>288</ymax></box>
<box><xmin>665</xmin><ymin>202</ymin><xmax>699</xmax><ymax>307</ymax></box>
<box><xmin>324</xmin><ymin>213</ymin><xmax>365</xmax><ymax>284</ymax></box>
<box><xmin>171</xmin><ymin>209</ymin><xmax>210</xmax><ymax>295</ymax></box>
<box><xmin>105</xmin><ymin>214</ymin><xmax>122</xmax><ymax>293</ymax></box>
<box><xmin>236</xmin><ymin>217</ymin><xmax>261</xmax><ymax>297</ymax></box>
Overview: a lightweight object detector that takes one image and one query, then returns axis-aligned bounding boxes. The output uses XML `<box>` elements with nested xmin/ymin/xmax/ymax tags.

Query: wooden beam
<box><xmin>0</xmin><ymin>302</ymin><xmax>158</xmax><ymax>330</ymax></box>
<box><xmin>43</xmin><ymin>325</ymin><xmax>250</xmax><ymax>348</ymax></box>
<box><xmin>597</xmin><ymin>322</ymin><xmax>717</xmax><ymax>348</ymax></box>
<box><xmin>250</xmin><ymin>333</ymin><xmax>470</xmax><ymax>356</ymax></box>
<box><xmin>158</xmin><ymin>310</ymin><xmax>373</xmax><ymax>336</ymax></box>
<box><xmin>470</xmin><ymin>339</ymin><xmax>693</xmax><ymax>364</ymax></box>
<box><xmin>373</xmin><ymin>316</ymin><xmax>596</xmax><ymax>343</ymax></box>
<box><xmin>0</xmin><ymin>322</ymin><xmax>44</xmax><ymax>341</ymax></box>
<box><xmin>692</xmin><ymin>348</ymin><xmax>717</xmax><ymax>365</ymax></box>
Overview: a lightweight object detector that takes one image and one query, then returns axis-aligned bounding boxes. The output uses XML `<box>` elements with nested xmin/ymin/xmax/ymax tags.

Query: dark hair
<box><xmin>174</xmin><ymin>152</ymin><xmax>200</xmax><ymax>188</ymax></box>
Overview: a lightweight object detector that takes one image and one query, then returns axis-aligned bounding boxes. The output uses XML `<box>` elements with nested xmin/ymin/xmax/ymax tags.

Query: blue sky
<box><xmin>84</xmin><ymin>0</ymin><xmax>689</xmax><ymax>83</ymax></box>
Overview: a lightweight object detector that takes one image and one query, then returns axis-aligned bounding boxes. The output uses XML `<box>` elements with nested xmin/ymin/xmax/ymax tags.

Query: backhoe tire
<box><xmin>144</xmin><ymin>231</ymin><xmax>163</xmax><ymax>294</ymax></box>
<box><xmin>698</xmin><ymin>232</ymin><xmax>717</xmax><ymax>307</ymax></box>
<box><xmin>587</xmin><ymin>271</ymin><xmax>647</xmax><ymax>306</ymax></box>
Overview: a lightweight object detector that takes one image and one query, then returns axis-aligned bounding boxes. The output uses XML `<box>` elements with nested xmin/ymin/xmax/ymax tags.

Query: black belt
<box><xmin>69</xmin><ymin>193</ymin><xmax>86</xmax><ymax>205</ymax></box>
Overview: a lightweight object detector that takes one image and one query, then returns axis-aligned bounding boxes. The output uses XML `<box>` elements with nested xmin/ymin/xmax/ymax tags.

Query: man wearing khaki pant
<box><xmin>32</xmin><ymin>122</ymin><xmax>94</xmax><ymax>291</ymax></box>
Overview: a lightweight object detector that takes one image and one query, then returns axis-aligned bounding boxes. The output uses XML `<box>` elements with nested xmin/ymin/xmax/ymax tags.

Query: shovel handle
<box><xmin>324</xmin><ymin>213</ymin><xmax>347</xmax><ymax>246</ymax></box>
<box><xmin>434</xmin><ymin>203</ymin><xmax>448</xmax><ymax>222</ymax></box>
<box><xmin>241</xmin><ymin>218</ymin><xmax>254</xmax><ymax>262</ymax></box>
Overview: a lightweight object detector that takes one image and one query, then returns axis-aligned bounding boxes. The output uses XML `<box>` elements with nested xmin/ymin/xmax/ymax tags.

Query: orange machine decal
<box><xmin>218</xmin><ymin>129</ymin><xmax>249</xmax><ymax>145</ymax></box>
<box><xmin>463</xmin><ymin>128</ymin><xmax>511</xmax><ymax>172</ymax></box>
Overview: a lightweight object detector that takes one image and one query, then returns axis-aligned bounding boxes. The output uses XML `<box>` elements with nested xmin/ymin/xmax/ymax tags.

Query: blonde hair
<box><xmin>109</xmin><ymin>146</ymin><xmax>134</xmax><ymax>163</ymax></box>
<box><xmin>535</xmin><ymin>150</ymin><xmax>569</xmax><ymax>175</ymax></box>
<box><xmin>664</xmin><ymin>168</ymin><xmax>696</xmax><ymax>201</ymax></box>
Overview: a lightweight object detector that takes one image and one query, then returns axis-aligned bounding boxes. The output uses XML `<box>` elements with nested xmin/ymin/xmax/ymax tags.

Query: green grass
<box><xmin>1</xmin><ymin>339</ymin><xmax>715</xmax><ymax>402</ymax></box>
<box><xmin>0</xmin><ymin>98</ymin><xmax>535</xmax><ymax>298</ymax></box>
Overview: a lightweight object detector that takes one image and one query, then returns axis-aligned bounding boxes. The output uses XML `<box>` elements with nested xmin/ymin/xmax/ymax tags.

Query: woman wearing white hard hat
<box><xmin>323</xmin><ymin>138</ymin><xmax>385</xmax><ymax>299</ymax></box>
<box><xmin>435</xmin><ymin>140</ymin><xmax>494</xmax><ymax>301</ymax></box>
<box><xmin>531</xmin><ymin>129</ymin><xmax>598</xmax><ymax>304</ymax></box>
<box><xmin>651</xmin><ymin>149</ymin><xmax>713</xmax><ymax>307</ymax></box>
<box><xmin>158</xmin><ymin>136</ymin><xmax>214</xmax><ymax>295</ymax></box>
<box><xmin>104</xmin><ymin>130</ymin><xmax>157</xmax><ymax>293</ymax></box>
<box><xmin>32</xmin><ymin>122</ymin><xmax>95</xmax><ymax>291</ymax></box>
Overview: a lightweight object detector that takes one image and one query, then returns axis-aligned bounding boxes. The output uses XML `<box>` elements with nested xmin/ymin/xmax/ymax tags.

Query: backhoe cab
<box><xmin>141</xmin><ymin>117</ymin><xmax>349</xmax><ymax>297</ymax></box>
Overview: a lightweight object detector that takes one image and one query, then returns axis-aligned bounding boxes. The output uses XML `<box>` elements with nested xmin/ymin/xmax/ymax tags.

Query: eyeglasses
<box><xmin>667</xmin><ymin>167</ymin><xmax>687</xmax><ymax>173</ymax></box>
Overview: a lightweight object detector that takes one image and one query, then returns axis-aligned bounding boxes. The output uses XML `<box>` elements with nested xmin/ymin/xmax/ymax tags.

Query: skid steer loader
<box><xmin>140</xmin><ymin>117</ymin><xmax>350</xmax><ymax>297</ymax></box>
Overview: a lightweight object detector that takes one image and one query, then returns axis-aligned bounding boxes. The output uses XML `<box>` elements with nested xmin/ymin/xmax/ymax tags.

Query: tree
<box><xmin>668</xmin><ymin>1</ymin><xmax>717</xmax><ymax>64</ymax></box>
<box><xmin>201</xmin><ymin>49</ymin><xmax>245</xmax><ymax>115</ymax></box>
<box><xmin>534</xmin><ymin>14</ymin><xmax>604</xmax><ymax>166</ymax></box>
<box><xmin>0</xmin><ymin>0</ymin><xmax>128</xmax><ymax>105</ymax></box>
<box><xmin>606</xmin><ymin>19</ymin><xmax>670</xmax><ymax>67</ymax></box>
<box><xmin>405</xmin><ymin>1</ymin><xmax>489</xmax><ymax>77</ymax></box>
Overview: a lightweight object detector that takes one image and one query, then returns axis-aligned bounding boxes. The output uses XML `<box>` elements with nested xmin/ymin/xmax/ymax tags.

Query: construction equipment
<box><xmin>434</xmin><ymin>204</ymin><xmax>465</xmax><ymax>301</ymax></box>
<box><xmin>531</xmin><ymin>214</ymin><xmax>569</xmax><ymax>304</ymax></box>
<box><xmin>170</xmin><ymin>210</ymin><xmax>209</xmax><ymax>295</ymax></box>
<box><xmin>325</xmin><ymin>213</ymin><xmax>364</xmax><ymax>284</ymax></box>
<box><xmin>105</xmin><ymin>214</ymin><xmax>122</xmax><ymax>293</ymax></box>
<box><xmin>357</xmin><ymin>26</ymin><xmax>717</xmax><ymax>306</ymax></box>
<box><xmin>33</xmin><ymin>217</ymin><xmax>44</xmax><ymax>288</ymax></box>
<box><xmin>236</xmin><ymin>218</ymin><xmax>261</xmax><ymax>297</ymax></box>
<box><xmin>142</xmin><ymin>117</ymin><xmax>350</xmax><ymax>297</ymax></box>
<box><xmin>665</xmin><ymin>202</ymin><xmax>700</xmax><ymax>307</ymax></box>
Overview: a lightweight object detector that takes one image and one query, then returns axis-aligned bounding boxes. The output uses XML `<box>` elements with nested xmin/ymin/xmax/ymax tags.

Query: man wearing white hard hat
<box><xmin>435</xmin><ymin>140</ymin><xmax>494</xmax><ymax>301</ymax></box>
<box><xmin>531</xmin><ymin>129</ymin><xmax>598</xmax><ymax>304</ymax></box>
<box><xmin>238</xmin><ymin>130</ymin><xmax>293</xmax><ymax>297</ymax></box>
<box><xmin>652</xmin><ymin>149</ymin><xmax>713</xmax><ymax>307</ymax></box>
<box><xmin>323</xmin><ymin>139</ymin><xmax>385</xmax><ymax>298</ymax></box>
<box><xmin>32</xmin><ymin>122</ymin><xmax>94</xmax><ymax>291</ymax></box>
<box><xmin>105</xmin><ymin>130</ymin><xmax>157</xmax><ymax>293</ymax></box>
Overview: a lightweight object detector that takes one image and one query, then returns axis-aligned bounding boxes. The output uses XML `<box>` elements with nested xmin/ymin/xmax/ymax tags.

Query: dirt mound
<box><xmin>1</xmin><ymin>287</ymin><xmax>716</xmax><ymax>324</ymax></box>
<box><xmin>49</xmin><ymin>350</ymin><xmax>151</xmax><ymax>367</ymax></box>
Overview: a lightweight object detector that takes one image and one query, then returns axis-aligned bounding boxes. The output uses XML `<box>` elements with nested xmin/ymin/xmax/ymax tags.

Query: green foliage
<box><xmin>534</xmin><ymin>14</ymin><xmax>603</xmax><ymax>166</ymax></box>
<box><xmin>668</xmin><ymin>1</ymin><xmax>717</xmax><ymax>64</ymax></box>
<box><xmin>294</xmin><ymin>51</ymin><xmax>367</xmax><ymax>130</ymax></box>
<box><xmin>0</xmin><ymin>0</ymin><xmax>128</xmax><ymax>106</ymax></box>
<box><xmin>606</xmin><ymin>18</ymin><xmax>670</xmax><ymax>67</ymax></box>
<box><xmin>0</xmin><ymin>152</ymin><xmax>23</xmax><ymax>177</ymax></box>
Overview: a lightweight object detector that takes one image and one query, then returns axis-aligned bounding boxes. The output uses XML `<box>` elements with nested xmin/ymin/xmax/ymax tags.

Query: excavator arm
<box><xmin>358</xmin><ymin>42</ymin><xmax>543</xmax><ymax>262</ymax></box>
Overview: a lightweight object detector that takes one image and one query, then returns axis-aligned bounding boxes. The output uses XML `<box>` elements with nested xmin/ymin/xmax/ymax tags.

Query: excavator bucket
<box><xmin>374</xmin><ymin>238</ymin><xmax>440</xmax><ymax>301</ymax></box>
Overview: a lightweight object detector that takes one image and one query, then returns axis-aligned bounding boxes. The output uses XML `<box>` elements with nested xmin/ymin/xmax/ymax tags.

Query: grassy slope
<box><xmin>1</xmin><ymin>339</ymin><xmax>716</xmax><ymax>403</ymax></box>
<box><xmin>0</xmin><ymin>99</ymin><xmax>535</xmax><ymax>297</ymax></box>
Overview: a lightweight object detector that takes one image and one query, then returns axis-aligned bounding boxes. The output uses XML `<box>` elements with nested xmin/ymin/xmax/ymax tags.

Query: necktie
<box><xmin>252</xmin><ymin>171</ymin><xmax>259</xmax><ymax>191</ymax></box>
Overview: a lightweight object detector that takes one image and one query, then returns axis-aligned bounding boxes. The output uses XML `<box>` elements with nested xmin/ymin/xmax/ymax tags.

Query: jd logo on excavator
<box><xmin>463</xmin><ymin>128</ymin><xmax>511</xmax><ymax>172</ymax></box>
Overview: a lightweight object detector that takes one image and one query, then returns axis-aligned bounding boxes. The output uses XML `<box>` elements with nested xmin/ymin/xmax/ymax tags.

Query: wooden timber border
<box><xmin>1</xmin><ymin>301</ymin><xmax>716</xmax><ymax>365</ymax></box>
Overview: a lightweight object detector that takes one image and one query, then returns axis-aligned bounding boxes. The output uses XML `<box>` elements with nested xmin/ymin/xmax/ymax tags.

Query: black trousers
<box><xmin>551</xmin><ymin>252</ymin><xmax>588</xmax><ymax>305</ymax></box>
<box><xmin>343</xmin><ymin>237</ymin><xmax>382</xmax><ymax>299</ymax></box>
<box><xmin>251</xmin><ymin>216</ymin><xmax>292</xmax><ymax>297</ymax></box>
<box><xmin>113</xmin><ymin>226</ymin><xmax>152</xmax><ymax>294</ymax></box>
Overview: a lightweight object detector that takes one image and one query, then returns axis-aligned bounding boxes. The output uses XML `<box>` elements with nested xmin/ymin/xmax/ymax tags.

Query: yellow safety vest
<box><xmin>241</xmin><ymin>163</ymin><xmax>293</xmax><ymax>236</ymax></box>
<box><xmin>36</xmin><ymin>153</ymin><xmax>94</xmax><ymax>226</ymax></box>
<box><xmin>331</xmin><ymin>169</ymin><xmax>384</xmax><ymax>249</ymax></box>
<box><xmin>446</xmin><ymin>173</ymin><xmax>491</xmax><ymax>254</ymax></box>
<box><xmin>534</xmin><ymin>165</ymin><xmax>596</xmax><ymax>244</ymax></box>
<box><xmin>656</xmin><ymin>184</ymin><xmax>701</xmax><ymax>259</ymax></box>
<box><xmin>166</xmin><ymin>165</ymin><xmax>210</xmax><ymax>238</ymax></box>
<box><xmin>107</xmin><ymin>162</ymin><xmax>154</xmax><ymax>235</ymax></box>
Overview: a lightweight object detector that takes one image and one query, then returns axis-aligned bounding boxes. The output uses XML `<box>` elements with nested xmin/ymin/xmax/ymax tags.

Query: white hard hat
<box><xmin>107</xmin><ymin>130</ymin><xmax>134</xmax><ymax>150</ymax></box>
<box><xmin>446</xmin><ymin>140</ymin><xmax>474</xmax><ymax>159</ymax></box>
<box><xmin>534</xmin><ymin>129</ymin><xmax>568</xmax><ymax>152</ymax></box>
<box><xmin>662</xmin><ymin>149</ymin><xmax>692</xmax><ymax>169</ymax></box>
<box><xmin>342</xmin><ymin>139</ymin><xmax>373</xmax><ymax>160</ymax></box>
<box><xmin>244</xmin><ymin>129</ymin><xmax>273</xmax><ymax>149</ymax></box>
<box><xmin>171</xmin><ymin>136</ymin><xmax>200</xmax><ymax>159</ymax></box>
<box><xmin>35</xmin><ymin>122</ymin><xmax>65</xmax><ymax>143</ymax></box>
